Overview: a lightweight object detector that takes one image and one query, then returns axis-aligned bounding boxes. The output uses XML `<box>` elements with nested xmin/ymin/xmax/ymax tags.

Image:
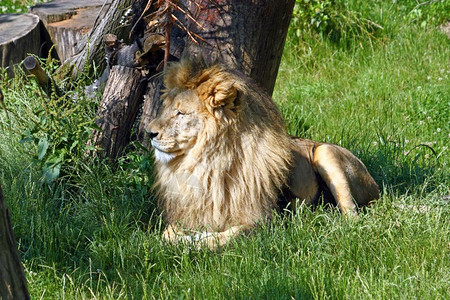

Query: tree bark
<box><xmin>0</xmin><ymin>185</ymin><xmax>30</xmax><ymax>300</ymax></box>
<box><xmin>0</xmin><ymin>13</ymin><xmax>41</xmax><ymax>78</ymax></box>
<box><xmin>30</xmin><ymin>0</ymin><xmax>113</xmax><ymax>64</ymax></box>
<box><xmin>137</xmin><ymin>77</ymin><xmax>163</xmax><ymax>144</ymax></box>
<box><xmin>183</xmin><ymin>0</ymin><xmax>295</xmax><ymax>95</ymax></box>
<box><xmin>62</xmin><ymin>0</ymin><xmax>134</xmax><ymax>78</ymax></box>
<box><xmin>90</xmin><ymin>65</ymin><xmax>146</xmax><ymax>159</ymax></box>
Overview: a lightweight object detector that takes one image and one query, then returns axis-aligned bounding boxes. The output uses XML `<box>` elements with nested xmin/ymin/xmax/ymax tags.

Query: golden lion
<box><xmin>146</xmin><ymin>60</ymin><xmax>379</xmax><ymax>249</ymax></box>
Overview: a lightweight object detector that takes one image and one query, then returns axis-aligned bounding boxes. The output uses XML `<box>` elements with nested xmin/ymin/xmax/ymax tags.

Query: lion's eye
<box><xmin>175</xmin><ymin>109</ymin><xmax>185</xmax><ymax>116</ymax></box>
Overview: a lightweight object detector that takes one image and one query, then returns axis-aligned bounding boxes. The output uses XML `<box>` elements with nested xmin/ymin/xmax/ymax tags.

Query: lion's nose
<box><xmin>148</xmin><ymin>131</ymin><xmax>158</xmax><ymax>139</ymax></box>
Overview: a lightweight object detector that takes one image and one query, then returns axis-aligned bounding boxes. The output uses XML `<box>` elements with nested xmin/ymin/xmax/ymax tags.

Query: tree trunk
<box><xmin>0</xmin><ymin>185</ymin><xmax>30</xmax><ymax>300</ymax></box>
<box><xmin>183</xmin><ymin>0</ymin><xmax>295</xmax><ymax>95</ymax></box>
<box><xmin>62</xmin><ymin>0</ymin><xmax>134</xmax><ymax>78</ymax></box>
<box><xmin>137</xmin><ymin>77</ymin><xmax>163</xmax><ymax>144</ymax></box>
<box><xmin>90</xmin><ymin>65</ymin><xmax>146</xmax><ymax>159</ymax></box>
<box><xmin>0</xmin><ymin>13</ymin><xmax>41</xmax><ymax>78</ymax></box>
<box><xmin>30</xmin><ymin>0</ymin><xmax>113</xmax><ymax>64</ymax></box>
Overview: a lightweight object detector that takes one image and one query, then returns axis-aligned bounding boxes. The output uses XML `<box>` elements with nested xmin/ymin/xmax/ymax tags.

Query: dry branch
<box><xmin>23</xmin><ymin>56</ymin><xmax>62</xmax><ymax>97</ymax></box>
<box><xmin>23</xmin><ymin>56</ymin><xmax>50</xmax><ymax>89</ymax></box>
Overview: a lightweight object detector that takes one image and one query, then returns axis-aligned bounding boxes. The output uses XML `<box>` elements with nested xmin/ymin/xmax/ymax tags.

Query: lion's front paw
<box><xmin>161</xmin><ymin>225</ymin><xmax>244</xmax><ymax>250</ymax></box>
<box><xmin>162</xmin><ymin>224</ymin><xmax>192</xmax><ymax>244</ymax></box>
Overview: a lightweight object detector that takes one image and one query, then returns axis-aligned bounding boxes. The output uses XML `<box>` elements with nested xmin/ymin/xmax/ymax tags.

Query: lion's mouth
<box><xmin>153</xmin><ymin>148</ymin><xmax>177</xmax><ymax>163</ymax></box>
<box><xmin>151</xmin><ymin>140</ymin><xmax>183</xmax><ymax>163</ymax></box>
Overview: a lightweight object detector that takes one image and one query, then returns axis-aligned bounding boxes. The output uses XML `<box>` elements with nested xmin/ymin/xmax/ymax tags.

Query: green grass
<box><xmin>1</xmin><ymin>1</ymin><xmax>449</xmax><ymax>299</ymax></box>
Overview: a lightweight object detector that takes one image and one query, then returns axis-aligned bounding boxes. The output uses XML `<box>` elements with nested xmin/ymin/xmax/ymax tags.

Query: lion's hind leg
<box><xmin>313</xmin><ymin>144</ymin><xmax>379</xmax><ymax>216</ymax></box>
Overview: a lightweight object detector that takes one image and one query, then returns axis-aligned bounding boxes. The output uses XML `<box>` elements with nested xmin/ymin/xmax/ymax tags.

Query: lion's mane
<box><xmin>155</xmin><ymin>60</ymin><xmax>293</xmax><ymax>232</ymax></box>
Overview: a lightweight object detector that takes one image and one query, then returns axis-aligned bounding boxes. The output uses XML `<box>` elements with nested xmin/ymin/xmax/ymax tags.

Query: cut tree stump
<box><xmin>0</xmin><ymin>13</ymin><xmax>41</xmax><ymax>77</ymax></box>
<box><xmin>30</xmin><ymin>0</ymin><xmax>112</xmax><ymax>63</ymax></box>
<box><xmin>0</xmin><ymin>185</ymin><xmax>30</xmax><ymax>300</ymax></box>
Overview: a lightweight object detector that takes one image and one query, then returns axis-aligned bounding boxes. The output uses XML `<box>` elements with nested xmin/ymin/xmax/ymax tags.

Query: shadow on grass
<box><xmin>357</xmin><ymin>144</ymin><xmax>441</xmax><ymax>196</ymax></box>
<box><xmin>255</xmin><ymin>280</ymin><xmax>314</xmax><ymax>300</ymax></box>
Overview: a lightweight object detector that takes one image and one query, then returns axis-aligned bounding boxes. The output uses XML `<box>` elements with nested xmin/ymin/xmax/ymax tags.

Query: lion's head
<box><xmin>147</xmin><ymin>88</ymin><xmax>204</xmax><ymax>164</ymax></box>
<box><xmin>146</xmin><ymin>60</ymin><xmax>293</xmax><ymax>232</ymax></box>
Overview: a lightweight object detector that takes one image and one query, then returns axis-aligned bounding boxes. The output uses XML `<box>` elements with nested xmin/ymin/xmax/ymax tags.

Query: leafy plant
<box><xmin>3</xmin><ymin>56</ymin><xmax>100</xmax><ymax>184</ymax></box>
<box><xmin>291</xmin><ymin>0</ymin><xmax>333</xmax><ymax>35</ymax></box>
<box><xmin>403</xmin><ymin>0</ymin><xmax>450</xmax><ymax>27</ymax></box>
<box><xmin>116</xmin><ymin>141</ymin><xmax>155</xmax><ymax>193</ymax></box>
<box><xmin>289</xmin><ymin>0</ymin><xmax>382</xmax><ymax>44</ymax></box>
<box><xmin>0</xmin><ymin>0</ymin><xmax>48</xmax><ymax>14</ymax></box>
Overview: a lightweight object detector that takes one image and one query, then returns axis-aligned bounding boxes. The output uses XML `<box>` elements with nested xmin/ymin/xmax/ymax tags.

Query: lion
<box><xmin>145</xmin><ymin>60</ymin><xmax>379</xmax><ymax>249</ymax></box>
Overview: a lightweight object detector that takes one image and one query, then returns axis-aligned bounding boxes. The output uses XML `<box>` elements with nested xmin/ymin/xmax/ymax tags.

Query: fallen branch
<box><xmin>23</xmin><ymin>56</ymin><xmax>62</xmax><ymax>97</ymax></box>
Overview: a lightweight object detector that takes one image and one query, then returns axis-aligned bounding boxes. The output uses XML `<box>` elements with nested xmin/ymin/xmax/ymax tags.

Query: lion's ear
<box><xmin>197</xmin><ymin>79</ymin><xmax>238</xmax><ymax>114</ymax></box>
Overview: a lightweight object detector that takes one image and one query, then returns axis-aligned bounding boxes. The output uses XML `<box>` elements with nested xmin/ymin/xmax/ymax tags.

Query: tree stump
<box><xmin>0</xmin><ymin>185</ymin><xmax>30</xmax><ymax>300</ymax></box>
<box><xmin>30</xmin><ymin>0</ymin><xmax>113</xmax><ymax>64</ymax></box>
<box><xmin>90</xmin><ymin>65</ymin><xmax>146</xmax><ymax>159</ymax></box>
<box><xmin>0</xmin><ymin>13</ymin><xmax>41</xmax><ymax>77</ymax></box>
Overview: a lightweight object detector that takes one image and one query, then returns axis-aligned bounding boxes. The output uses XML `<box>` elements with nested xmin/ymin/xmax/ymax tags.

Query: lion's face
<box><xmin>146</xmin><ymin>88</ymin><xmax>205</xmax><ymax>163</ymax></box>
<box><xmin>146</xmin><ymin>62</ymin><xmax>242</xmax><ymax>164</ymax></box>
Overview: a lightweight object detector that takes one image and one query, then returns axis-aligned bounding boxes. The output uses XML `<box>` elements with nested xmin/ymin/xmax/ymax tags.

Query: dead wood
<box><xmin>90</xmin><ymin>65</ymin><xmax>146</xmax><ymax>159</ymax></box>
<box><xmin>30</xmin><ymin>0</ymin><xmax>113</xmax><ymax>64</ymax></box>
<box><xmin>59</xmin><ymin>0</ymin><xmax>135</xmax><ymax>78</ymax></box>
<box><xmin>0</xmin><ymin>14</ymin><xmax>41</xmax><ymax>77</ymax></box>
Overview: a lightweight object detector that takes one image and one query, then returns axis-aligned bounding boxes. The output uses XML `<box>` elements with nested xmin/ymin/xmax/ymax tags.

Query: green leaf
<box><xmin>69</xmin><ymin>140</ymin><xmax>79</xmax><ymax>152</ymax></box>
<box><xmin>43</xmin><ymin>163</ymin><xmax>61</xmax><ymax>184</ymax></box>
<box><xmin>20</xmin><ymin>129</ymin><xmax>33</xmax><ymax>144</ymax></box>
<box><xmin>42</xmin><ymin>154</ymin><xmax>63</xmax><ymax>184</ymax></box>
<box><xmin>19</xmin><ymin>136</ymin><xmax>34</xmax><ymax>144</ymax></box>
<box><xmin>37</xmin><ymin>138</ymin><xmax>49</xmax><ymax>160</ymax></box>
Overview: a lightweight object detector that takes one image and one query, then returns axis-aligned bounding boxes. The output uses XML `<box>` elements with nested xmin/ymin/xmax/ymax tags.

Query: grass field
<box><xmin>0</xmin><ymin>1</ymin><xmax>449</xmax><ymax>299</ymax></box>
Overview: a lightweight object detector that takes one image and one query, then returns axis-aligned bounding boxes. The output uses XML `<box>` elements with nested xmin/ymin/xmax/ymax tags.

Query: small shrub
<box><xmin>289</xmin><ymin>0</ymin><xmax>382</xmax><ymax>44</ymax></box>
<box><xmin>402</xmin><ymin>0</ymin><xmax>450</xmax><ymax>27</ymax></box>
<box><xmin>2</xmin><ymin>56</ymin><xmax>100</xmax><ymax>184</ymax></box>
<box><xmin>0</xmin><ymin>0</ymin><xmax>48</xmax><ymax>14</ymax></box>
